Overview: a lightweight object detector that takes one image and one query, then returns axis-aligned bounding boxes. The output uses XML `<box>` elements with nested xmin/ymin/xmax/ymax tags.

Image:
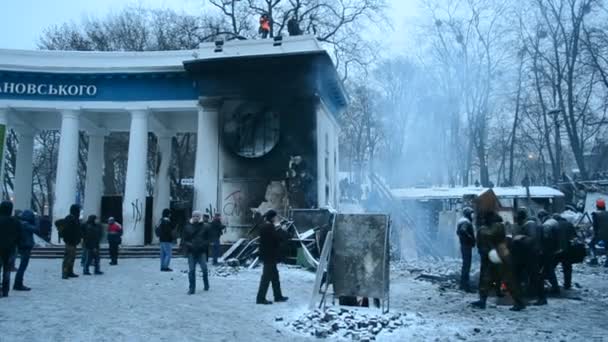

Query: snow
<box><xmin>0</xmin><ymin>257</ymin><xmax>605</xmax><ymax>341</ymax></box>
<box><xmin>0</xmin><ymin>35</ymin><xmax>323</xmax><ymax>73</ymax></box>
<box><xmin>391</xmin><ymin>186</ymin><xmax>565</xmax><ymax>201</ymax></box>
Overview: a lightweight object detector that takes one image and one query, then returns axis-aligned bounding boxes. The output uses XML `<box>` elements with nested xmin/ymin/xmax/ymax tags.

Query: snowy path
<box><xmin>1</xmin><ymin>257</ymin><xmax>607</xmax><ymax>341</ymax></box>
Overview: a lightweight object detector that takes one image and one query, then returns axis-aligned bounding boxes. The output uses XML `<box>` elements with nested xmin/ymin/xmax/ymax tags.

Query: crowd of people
<box><xmin>1</xmin><ymin>199</ymin><xmax>291</xmax><ymax>304</ymax></box>
<box><xmin>456</xmin><ymin>199</ymin><xmax>605</xmax><ymax>311</ymax></box>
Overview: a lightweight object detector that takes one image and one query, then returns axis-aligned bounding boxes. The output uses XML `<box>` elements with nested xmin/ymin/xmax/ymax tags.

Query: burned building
<box><xmin>0</xmin><ymin>36</ymin><xmax>346</xmax><ymax>245</ymax></box>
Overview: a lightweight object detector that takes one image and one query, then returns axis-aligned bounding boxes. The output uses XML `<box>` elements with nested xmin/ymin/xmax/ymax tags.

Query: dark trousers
<box><xmin>515</xmin><ymin>252</ymin><xmax>545</xmax><ymax>302</ymax></box>
<box><xmin>187</xmin><ymin>253</ymin><xmax>209</xmax><ymax>291</ymax></box>
<box><xmin>256</xmin><ymin>262</ymin><xmax>283</xmax><ymax>301</ymax></box>
<box><xmin>14</xmin><ymin>248</ymin><xmax>32</xmax><ymax>287</ymax></box>
<box><xmin>85</xmin><ymin>248</ymin><xmax>101</xmax><ymax>274</ymax></box>
<box><xmin>212</xmin><ymin>239</ymin><xmax>221</xmax><ymax>265</ymax></box>
<box><xmin>460</xmin><ymin>245</ymin><xmax>473</xmax><ymax>290</ymax></box>
<box><xmin>109</xmin><ymin>242</ymin><xmax>119</xmax><ymax>264</ymax></box>
<box><xmin>547</xmin><ymin>252</ymin><xmax>573</xmax><ymax>289</ymax></box>
<box><xmin>478</xmin><ymin>252</ymin><xmax>492</xmax><ymax>299</ymax></box>
<box><xmin>62</xmin><ymin>244</ymin><xmax>77</xmax><ymax>277</ymax></box>
<box><xmin>0</xmin><ymin>251</ymin><xmax>12</xmax><ymax>296</ymax></box>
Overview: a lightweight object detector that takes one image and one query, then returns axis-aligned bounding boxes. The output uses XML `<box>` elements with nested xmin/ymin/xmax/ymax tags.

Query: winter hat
<box><xmin>597</xmin><ymin>199</ymin><xmax>606</xmax><ymax>210</ymax></box>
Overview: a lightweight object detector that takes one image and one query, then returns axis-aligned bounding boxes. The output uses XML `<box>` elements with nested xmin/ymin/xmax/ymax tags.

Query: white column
<box><xmin>152</xmin><ymin>135</ymin><xmax>172</xmax><ymax>244</ymax></box>
<box><xmin>193</xmin><ymin>102</ymin><xmax>220</xmax><ymax>213</ymax></box>
<box><xmin>14</xmin><ymin>130</ymin><xmax>35</xmax><ymax>210</ymax></box>
<box><xmin>83</xmin><ymin>133</ymin><xmax>105</xmax><ymax>218</ymax></box>
<box><xmin>122</xmin><ymin>110</ymin><xmax>149</xmax><ymax>245</ymax></box>
<box><xmin>0</xmin><ymin>109</ymin><xmax>9</xmax><ymax>200</ymax></box>
<box><xmin>52</xmin><ymin>110</ymin><xmax>80</xmax><ymax>244</ymax></box>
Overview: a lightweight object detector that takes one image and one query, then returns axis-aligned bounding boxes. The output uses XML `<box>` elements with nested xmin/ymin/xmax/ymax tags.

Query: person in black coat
<box><xmin>256</xmin><ymin>210</ymin><xmax>289</xmax><ymax>305</ymax></box>
<box><xmin>83</xmin><ymin>215</ymin><xmax>103</xmax><ymax>276</ymax></box>
<box><xmin>0</xmin><ymin>201</ymin><xmax>20</xmax><ymax>297</ymax></box>
<box><xmin>157</xmin><ymin>208</ymin><xmax>175</xmax><ymax>272</ymax></box>
<box><xmin>456</xmin><ymin>207</ymin><xmax>475</xmax><ymax>292</ymax></box>
<box><xmin>182</xmin><ymin>211</ymin><xmax>210</xmax><ymax>294</ymax></box>
<box><xmin>209</xmin><ymin>213</ymin><xmax>226</xmax><ymax>265</ymax></box>
<box><xmin>14</xmin><ymin>210</ymin><xmax>39</xmax><ymax>291</ymax></box>
<box><xmin>57</xmin><ymin>204</ymin><xmax>83</xmax><ymax>279</ymax></box>
<box><xmin>546</xmin><ymin>214</ymin><xmax>576</xmax><ymax>290</ymax></box>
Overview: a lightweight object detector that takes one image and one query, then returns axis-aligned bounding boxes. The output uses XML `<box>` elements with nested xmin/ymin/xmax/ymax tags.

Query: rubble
<box><xmin>289</xmin><ymin>308</ymin><xmax>407</xmax><ymax>340</ymax></box>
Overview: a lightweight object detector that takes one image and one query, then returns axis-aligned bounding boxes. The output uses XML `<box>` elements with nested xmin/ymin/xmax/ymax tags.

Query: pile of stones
<box><xmin>286</xmin><ymin>308</ymin><xmax>407</xmax><ymax>341</ymax></box>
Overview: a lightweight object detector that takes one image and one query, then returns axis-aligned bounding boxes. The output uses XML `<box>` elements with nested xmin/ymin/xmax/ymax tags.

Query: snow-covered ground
<box><xmin>0</xmin><ymin>257</ymin><xmax>606</xmax><ymax>341</ymax></box>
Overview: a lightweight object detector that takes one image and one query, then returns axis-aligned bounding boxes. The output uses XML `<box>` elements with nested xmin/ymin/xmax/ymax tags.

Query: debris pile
<box><xmin>287</xmin><ymin>308</ymin><xmax>407</xmax><ymax>341</ymax></box>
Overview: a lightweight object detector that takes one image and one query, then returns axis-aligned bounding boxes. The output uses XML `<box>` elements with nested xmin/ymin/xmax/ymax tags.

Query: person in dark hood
<box><xmin>156</xmin><ymin>208</ymin><xmax>175</xmax><ymax>272</ymax></box>
<box><xmin>83</xmin><ymin>215</ymin><xmax>103</xmax><ymax>276</ymax></box>
<box><xmin>182</xmin><ymin>211</ymin><xmax>210</xmax><ymax>294</ymax></box>
<box><xmin>546</xmin><ymin>214</ymin><xmax>576</xmax><ymax>291</ymax></box>
<box><xmin>0</xmin><ymin>201</ymin><xmax>20</xmax><ymax>297</ymax></box>
<box><xmin>59</xmin><ymin>204</ymin><xmax>83</xmax><ymax>279</ymax></box>
<box><xmin>209</xmin><ymin>213</ymin><xmax>226</xmax><ymax>266</ymax></box>
<box><xmin>256</xmin><ymin>210</ymin><xmax>289</xmax><ymax>305</ymax></box>
<box><xmin>287</xmin><ymin>17</ymin><xmax>302</xmax><ymax>36</ymax></box>
<box><xmin>511</xmin><ymin>209</ymin><xmax>547</xmax><ymax>306</ymax></box>
<box><xmin>107</xmin><ymin>217</ymin><xmax>123</xmax><ymax>265</ymax></box>
<box><xmin>14</xmin><ymin>210</ymin><xmax>39</xmax><ymax>291</ymax></box>
<box><xmin>456</xmin><ymin>207</ymin><xmax>475</xmax><ymax>292</ymax></box>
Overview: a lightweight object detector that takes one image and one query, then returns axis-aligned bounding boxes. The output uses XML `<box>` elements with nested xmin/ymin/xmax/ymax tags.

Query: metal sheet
<box><xmin>331</xmin><ymin>213</ymin><xmax>389</xmax><ymax>299</ymax></box>
<box><xmin>289</xmin><ymin>209</ymin><xmax>333</xmax><ymax>233</ymax></box>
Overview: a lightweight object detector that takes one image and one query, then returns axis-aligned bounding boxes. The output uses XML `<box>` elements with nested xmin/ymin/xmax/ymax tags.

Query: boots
<box><xmin>203</xmin><ymin>271</ymin><xmax>209</xmax><ymax>291</ymax></box>
<box><xmin>471</xmin><ymin>296</ymin><xmax>487</xmax><ymax>309</ymax></box>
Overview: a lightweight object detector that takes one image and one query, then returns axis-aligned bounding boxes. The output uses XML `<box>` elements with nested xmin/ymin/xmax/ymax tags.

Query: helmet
<box><xmin>515</xmin><ymin>209</ymin><xmax>528</xmax><ymax>222</ymax></box>
<box><xmin>537</xmin><ymin>210</ymin><xmax>549</xmax><ymax>222</ymax></box>
<box><xmin>597</xmin><ymin>198</ymin><xmax>606</xmax><ymax>210</ymax></box>
<box><xmin>489</xmin><ymin>249</ymin><xmax>502</xmax><ymax>264</ymax></box>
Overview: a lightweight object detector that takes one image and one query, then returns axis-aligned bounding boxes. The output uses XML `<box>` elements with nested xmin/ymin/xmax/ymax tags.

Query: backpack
<box><xmin>155</xmin><ymin>220</ymin><xmax>161</xmax><ymax>238</ymax></box>
<box><xmin>55</xmin><ymin>218</ymin><xmax>66</xmax><ymax>238</ymax></box>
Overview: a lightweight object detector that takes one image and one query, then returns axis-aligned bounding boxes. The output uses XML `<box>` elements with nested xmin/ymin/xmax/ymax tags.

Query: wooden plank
<box><xmin>309</xmin><ymin>230</ymin><xmax>333</xmax><ymax>311</ymax></box>
<box><xmin>221</xmin><ymin>238</ymin><xmax>246</xmax><ymax>260</ymax></box>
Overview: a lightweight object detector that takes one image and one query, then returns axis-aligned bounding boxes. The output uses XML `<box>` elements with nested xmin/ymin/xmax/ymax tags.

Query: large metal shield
<box><xmin>331</xmin><ymin>213</ymin><xmax>390</xmax><ymax>299</ymax></box>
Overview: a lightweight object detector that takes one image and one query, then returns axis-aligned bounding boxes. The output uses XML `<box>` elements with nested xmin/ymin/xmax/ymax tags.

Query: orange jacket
<box><xmin>260</xmin><ymin>17</ymin><xmax>270</xmax><ymax>31</ymax></box>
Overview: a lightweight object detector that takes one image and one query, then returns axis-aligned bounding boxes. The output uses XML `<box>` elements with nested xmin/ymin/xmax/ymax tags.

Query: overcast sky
<box><xmin>0</xmin><ymin>0</ymin><xmax>420</xmax><ymax>53</ymax></box>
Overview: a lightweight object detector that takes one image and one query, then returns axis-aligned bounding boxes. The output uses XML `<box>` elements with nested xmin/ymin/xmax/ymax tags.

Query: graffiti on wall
<box><xmin>221</xmin><ymin>179</ymin><xmax>267</xmax><ymax>227</ymax></box>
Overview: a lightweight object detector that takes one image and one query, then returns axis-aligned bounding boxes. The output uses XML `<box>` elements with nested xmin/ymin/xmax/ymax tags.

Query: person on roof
<box><xmin>259</xmin><ymin>13</ymin><xmax>271</xmax><ymax>38</ymax></box>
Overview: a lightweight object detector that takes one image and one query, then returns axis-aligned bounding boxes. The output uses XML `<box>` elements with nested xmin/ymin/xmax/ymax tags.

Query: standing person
<box><xmin>107</xmin><ymin>217</ymin><xmax>123</xmax><ymax>266</ymax></box>
<box><xmin>182</xmin><ymin>211</ymin><xmax>210</xmax><ymax>294</ymax></box>
<box><xmin>83</xmin><ymin>215</ymin><xmax>103</xmax><ymax>276</ymax></box>
<box><xmin>256</xmin><ymin>210</ymin><xmax>289</xmax><ymax>305</ymax></box>
<box><xmin>472</xmin><ymin>211</ymin><xmax>525</xmax><ymax>311</ymax></box>
<box><xmin>259</xmin><ymin>13</ymin><xmax>271</xmax><ymax>38</ymax></box>
<box><xmin>538</xmin><ymin>211</ymin><xmax>561</xmax><ymax>294</ymax></box>
<box><xmin>156</xmin><ymin>208</ymin><xmax>175</xmax><ymax>272</ymax></box>
<box><xmin>512</xmin><ymin>209</ymin><xmax>547</xmax><ymax>305</ymax></box>
<box><xmin>456</xmin><ymin>207</ymin><xmax>475</xmax><ymax>292</ymax></box>
<box><xmin>209</xmin><ymin>213</ymin><xmax>226</xmax><ymax>266</ymax></box>
<box><xmin>14</xmin><ymin>210</ymin><xmax>39</xmax><ymax>291</ymax></box>
<box><xmin>287</xmin><ymin>16</ymin><xmax>302</xmax><ymax>36</ymax></box>
<box><xmin>547</xmin><ymin>214</ymin><xmax>576</xmax><ymax>290</ymax></box>
<box><xmin>0</xmin><ymin>201</ymin><xmax>20</xmax><ymax>297</ymax></box>
<box><xmin>589</xmin><ymin>199</ymin><xmax>608</xmax><ymax>266</ymax></box>
<box><xmin>59</xmin><ymin>204</ymin><xmax>83</xmax><ymax>279</ymax></box>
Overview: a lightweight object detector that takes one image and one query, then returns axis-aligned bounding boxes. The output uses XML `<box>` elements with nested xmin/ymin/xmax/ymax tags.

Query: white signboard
<box><xmin>180</xmin><ymin>178</ymin><xmax>194</xmax><ymax>186</ymax></box>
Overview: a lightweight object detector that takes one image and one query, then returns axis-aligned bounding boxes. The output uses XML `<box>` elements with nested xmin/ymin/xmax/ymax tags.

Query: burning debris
<box><xmin>287</xmin><ymin>308</ymin><xmax>407</xmax><ymax>341</ymax></box>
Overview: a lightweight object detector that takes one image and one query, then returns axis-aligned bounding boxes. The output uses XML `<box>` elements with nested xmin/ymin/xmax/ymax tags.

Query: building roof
<box><xmin>0</xmin><ymin>35</ymin><xmax>325</xmax><ymax>74</ymax></box>
<box><xmin>391</xmin><ymin>186</ymin><xmax>564</xmax><ymax>200</ymax></box>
